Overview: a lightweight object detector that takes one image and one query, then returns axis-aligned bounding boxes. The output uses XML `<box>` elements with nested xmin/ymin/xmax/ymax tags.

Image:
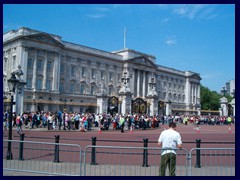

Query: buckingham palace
<box><xmin>3</xmin><ymin>27</ymin><xmax>202</xmax><ymax>116</ymax></box>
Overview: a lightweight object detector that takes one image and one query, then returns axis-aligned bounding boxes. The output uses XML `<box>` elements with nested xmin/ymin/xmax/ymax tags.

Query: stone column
<box><xmin>137</xmin><ymin>70</ymin><xmax>140</xmax><ymax>97</ymax></box>
<box><xmin>143</xmin><ymin>71</ymin><xmax>146</xmax><ymax>98</ymax></box>
<box><xmin>195</xmin><ymin>85</ymin><xmax>197</xmax><ymax>104</ymax></box>
<box><xmin>17</xmin><ymin>45</ymin><xmax>28</xmax><ymax>114</ymax></box>
<box><xmin>230</xmin><ymin>98</ymin><xmax>235</xmax><ymax>116</ymax></box>
<box><xmin>146</xmin><ymin>74</ymin><xmax>158</xmax><ymax>116</ymax></box>
<box><xmin>120</xmin><ymin>92</ymin><xmax>132</xmax><ymax>115</ymax></box>
<box><xmin>191</xmin><ymin>85</ymin><xmax>194</xmax><ymax>104</ymax></box>
<box><xmin>147</xmin><ymin>97</ymin><xmax>158</xmax><ymax>116</ymax></box>
<box><xmin>42</xmin><ymin>52</ymin><xmax>47</xmax><ymax>90</ymax></box>
<box><xmin>197</xmin><ymin>108</ymin><xmax>201</xmax><ymax>116</ymax></box>
<box><xmin>52</xmin><ymin>53</ymin><xmax>60</xmax><ymax>91</ymax></box>
<box><xmin>132</xmin><ymin>68</ymin><xmax>135</xmax><ymax>96</ymax></box>
<box><xmin>96</xmin><ymin>82</ymin><xmax>108</xmax><ymax>114</ymax></box>
<box><xmin>185</xmin><ymin>78</ymin><xmax>190</xmax><ymax>108</ymax></box>
<box><xmin>220</xmin><ymin>97</ymin><xmax>228</xmax><ymax>116</ymax></box>
<box><xmin>165</xmin><ymin>102</ymin><xmax>172</xmax><ymax>116</ymax></box>
<box><xmin>96</xmin><ymin>96</ymin><xmax>108</xmax><ymax>114</ymax></box>
<box><xmin>32</xmin><ymin>50</ymin><xmax>37</xmax><ymax>90</ymax></box>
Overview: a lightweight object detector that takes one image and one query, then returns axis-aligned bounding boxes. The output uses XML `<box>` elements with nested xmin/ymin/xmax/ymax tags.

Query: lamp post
<box><xmin>6</xmin><ymin>72</ymin><xmax>27</xmax><ymax>160</ymax></box>
<box><xmin>6</xmin><ymin>71</ymin><xmax>27</xmax><ymax>160</ymax></box>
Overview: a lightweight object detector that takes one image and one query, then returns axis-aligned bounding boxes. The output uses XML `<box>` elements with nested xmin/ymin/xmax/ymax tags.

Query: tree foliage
<box><xmin>200</xmin><ymin>85</ymin><xmax>232</xmax><ymax>110</ymax></box>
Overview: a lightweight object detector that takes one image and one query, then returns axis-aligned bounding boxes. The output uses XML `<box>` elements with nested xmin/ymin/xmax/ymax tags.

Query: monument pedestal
<box><xmin>220</xmin><ymin>97</ymin><xmax>228</xmax><ymax>116</ymax></box>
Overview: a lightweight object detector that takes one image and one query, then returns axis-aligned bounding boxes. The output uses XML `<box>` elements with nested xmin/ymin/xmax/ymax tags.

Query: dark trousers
<box><xmin>121</xmin><ymin>124</ymin><xmax>124</xmax><ymax>133</ymax></box>
<box><xmin>58</xmin><ymin>119</ymin><xmax>62</xmax><ymax>130</ymax></box>
<box><xmin>159</xmin><ymin>153</ymin><xmax>176</xmax><ymax>176</ymax></box>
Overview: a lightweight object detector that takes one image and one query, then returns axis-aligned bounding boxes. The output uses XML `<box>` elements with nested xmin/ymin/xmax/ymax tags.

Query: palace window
<box><xmin>70</xmin><ymin>84</ymin><xmax>75</xmax><ymax>93</ymax></box>
<box><xmin>80</xmin><ymin>84</ymin><xmax>85</xmax><ymax>94</ymax></box>
<box><xmin>92</xmin><ymin>69</ymin><xmax>96</xmax><ymax>79</ymax></box>
<box><xmin>118</xmin><ymin>74</ymin><xmax>121</xmax><ymax>82</ymax></box>
<box><xmin>90</xmin><ymin>84</ymin><xmax>95</xmax><ymax>95</ymax></box>
<box><xmin>46</xmin><ymin>79</ymin><xmax>52</xmax><ymax>90</ymax></box>
<box><xmin>12</xmin><ymin>56</ymin><xmax>16</xmax><ymax>69</ymax></box>
<box><xmin>59</xmin><ymin>82</ymin><xmax>64</xmax><ymax>93</ymax></box>
<box><xmin>71</xmin><ymin>65</ymin><xmax>75</xmax><ymax>76</ymax></box>
<box><xmin>60</xmin><ymin>64</ymin><xmax>64</xmax><ymax>73</ymax></box>
<box><xmin>47</xmin><ymin>61</ymin><xmax>52</xmax><ymax>70</ymax></box>
<box><xmin>37</xmin><ymin>60</ymin><xmax>43</xmax><ymax>69</ymax></box>
<box><xmin>109</xmin><ymin>72</ymin><xmax>113</xmax><ymax>81</ymax></box>
<box><xmin>37</xmin><ymin>79</ymin><xmax>42</xmax><ymax>89</ymax></box>
<box><xmin>82</xmin><ymin>67</ymin><xmax>86</xmax><ymax>77</ymax></box>
<box><xmin>4</xmin><ymin>57</ymin><xmax>7</xmax><ymax>70</ymax></box>
<box><xmin>101</xmin><ymin>71</ymin><xmax>104</xmax><ymax>79</ymax></box>
<box><xmin>27</xmin><ymin>58</ymin><xmax>33</xmax><ymax>67</ymax></box>
<box><xmin>109</xmin><ymin>86</ymin><xmax>113</xmax><ymax>96</ymax></box>
<box><xmin>27</xmin><ymin>77</ymin><xmax>32</xmax><ymax>88</ymax></box>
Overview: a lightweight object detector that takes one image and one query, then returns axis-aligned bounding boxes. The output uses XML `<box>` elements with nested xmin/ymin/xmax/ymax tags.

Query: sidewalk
<box><xmin>3</xmin><ymin>159</ymin><xmax>235</xmax><ymax>176</ymax></box>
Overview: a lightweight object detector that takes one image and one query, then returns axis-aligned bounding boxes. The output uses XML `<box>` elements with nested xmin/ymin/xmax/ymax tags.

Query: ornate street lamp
<box><xmin>6</xmin><ymin>73</ymin><xmax>19</xmax><ymax>160</ymax></box>
<box><xmin>6</xmin><ymin>71</ymin><xmax>27</xmax><ymax>160</ymax></box>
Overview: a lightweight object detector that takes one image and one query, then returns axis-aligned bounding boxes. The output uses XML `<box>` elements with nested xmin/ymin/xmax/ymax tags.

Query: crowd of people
<box><xmin>3</xmin><ymin>111</ymin><xmax>235</xmax><ymax>134</ymax></box>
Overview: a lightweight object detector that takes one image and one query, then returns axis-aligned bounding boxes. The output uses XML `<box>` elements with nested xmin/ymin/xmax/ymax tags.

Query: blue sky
<box><xmin>3</xmin><ymin>4</ymin><xmax>235</xmax><ymax>92</ymax></box>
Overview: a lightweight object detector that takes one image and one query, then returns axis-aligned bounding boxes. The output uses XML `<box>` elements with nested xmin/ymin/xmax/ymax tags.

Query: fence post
<box><xmin>195</xmin><ymin>139</ymin><xmax>201</xmax><ymax>168</ymax></box>
<box><xmin>18</xmin><ymin>133</ymin><xmax>25</xmax><ymax>160</ymax></box>
<box><xmin>91</xmin><ymin>137</ymin><xmax>97</xmax><ymax>165</ymax></box>
<box><xmin>142</xmin><ymin>138</ymin><xmax>149</xmax><ymax>167</ymax></box>
<box><xmin>54</xmin><ymin>135</ymin><xmax>60</xmax><ymax>163</ymax></box>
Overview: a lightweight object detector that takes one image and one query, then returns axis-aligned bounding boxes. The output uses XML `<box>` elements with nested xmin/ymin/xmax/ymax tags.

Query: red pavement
<box><xmin>3</xmin><ymin>124</ymin><xmax>235</xmax><ymax>151</ymax></box>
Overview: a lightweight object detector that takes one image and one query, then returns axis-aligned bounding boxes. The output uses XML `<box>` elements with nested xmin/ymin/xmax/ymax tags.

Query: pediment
<box><xmin>128</xmin><ymin>56</ymin><xmax>156</xmax><ymax>68</ymax></box>
<box><xmin>24</xmin><ymin>33</ymin><xmax>63</xmax><ymax>47</ymax></box>
<box><xmin>190</xmin><ymin>73</ymin><xmax>202</xmax><ymax>80</ymax></box>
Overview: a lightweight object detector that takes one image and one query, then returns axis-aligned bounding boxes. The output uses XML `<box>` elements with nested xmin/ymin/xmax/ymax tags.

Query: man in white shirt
<box><xmin>157</xmin><ymin>122</ymin><xmax>182</xmax><ymax>176</ymax></box>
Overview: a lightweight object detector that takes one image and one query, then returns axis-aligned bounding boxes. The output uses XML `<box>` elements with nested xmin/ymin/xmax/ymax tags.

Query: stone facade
<box><xmin>3</xmin><ymin>27</ymin><xmax>201</xmax><ymax>116</ymax></box>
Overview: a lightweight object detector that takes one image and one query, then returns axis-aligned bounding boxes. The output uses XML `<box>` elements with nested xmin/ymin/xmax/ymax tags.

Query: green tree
<box><xmin>199</xmin><ymin>85</ymin><xmax>232</xmax><ymax>110</ymax></box>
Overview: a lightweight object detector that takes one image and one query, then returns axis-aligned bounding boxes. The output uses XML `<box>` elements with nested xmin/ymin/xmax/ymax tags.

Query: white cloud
<box><xmin>166</xmin><ymin>39</ymin><xmax>177</xmax><ymax>46</ymax></box>
<box><xmin>86</xmin><ymin>6</ymin><xmax>111</xmax><ymax>19</ymax></box>
<box><xmin>165</xmin><ymin>37</ymin><xmax>177</xmax><ymax>46</ymax></box>
<box><xmin>174</xmin><ymin>7</ymin><xmax>188</xmax><ymax>15</ymax></box>
<box><xmin>173</xmin><ymin>4</ymin><xmax>218</xmax><ymax>20</ymax></box>
<box><xmin>87</xmin><ymin>14</ymin><xmax>106</xmax><ymax>19</ymax></box>
<box><xmin>198</xmin><ymin>7</ymin><xmax>218</xmax><ymax>19</ymax></box>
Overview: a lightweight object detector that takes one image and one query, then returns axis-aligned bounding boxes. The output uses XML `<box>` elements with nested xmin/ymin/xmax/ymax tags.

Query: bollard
<box><xmin>54</xmin><ymin>135</ymin><xmax>60</xmax><ymax>163</ymax></box>
<box><xmin>18</xmin><ymin>133</ymin><xmax>25</xmax><ymax>160</ymax></box>
<box><xmin>195</xmin><ymin>139</ymin><xmax>201</xmax><ymax>168</ymax></box>
<box><xmin>142</xmin><ymin>138</ymin><xmax>149</xmax><ymax>167</ymax></box>
<box><xmin>91</xmin><ymin>137</ymin><xmax>97</xmax><ymax>165</ymax></box>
